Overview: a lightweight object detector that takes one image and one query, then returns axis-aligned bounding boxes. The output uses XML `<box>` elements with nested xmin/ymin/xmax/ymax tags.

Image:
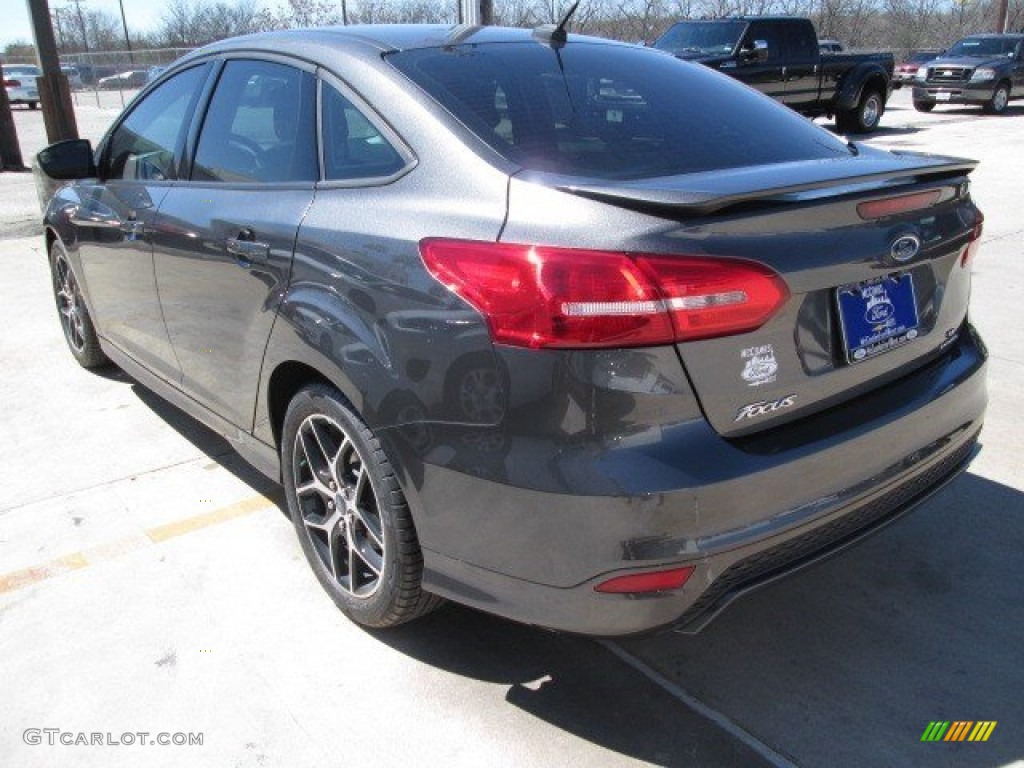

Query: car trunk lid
<box><xmin>507</xmin><ymin>147</ymin><xmax>981</xmax><ymax>437</ymax></box>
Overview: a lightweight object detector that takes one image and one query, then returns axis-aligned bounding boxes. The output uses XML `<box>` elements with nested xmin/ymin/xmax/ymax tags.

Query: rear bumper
<box><xmin>912</xmin><ymin>83</ymin><xmax>997</xmax><ymax>105</ymax></box>
<box><xmin>386</xmin><ymin>325</ymin><xmax>987</xmax><ymax>636</ymax></box>
<box><xmin>5</xmin><ymin>86</ymin><xmax>38</xmax><ymax>103</ymax></box>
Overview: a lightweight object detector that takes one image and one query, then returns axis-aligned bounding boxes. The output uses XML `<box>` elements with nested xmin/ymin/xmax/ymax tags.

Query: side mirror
<box><xmin>36</xmin><ymin>139</ymin><xmax>96</xmax><ymax>180</ymax></box>
<box><xmin>741</xmin><ymin>40</ymin><xmax>769</xmax><ymax>63</ymax></box>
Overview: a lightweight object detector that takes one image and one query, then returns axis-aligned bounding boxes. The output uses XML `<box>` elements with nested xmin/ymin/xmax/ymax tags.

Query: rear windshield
<box><xmin>389</xmin><ymin>42</ymin><xmax>849</xmax><ymax>181</ymax></box>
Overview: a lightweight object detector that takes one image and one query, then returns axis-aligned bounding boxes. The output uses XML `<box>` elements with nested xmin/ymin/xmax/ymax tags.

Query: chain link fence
<box><xmin>57</xmin><ymin>48</ymin><xmax>195</xmax><ymax>110</ymax></box>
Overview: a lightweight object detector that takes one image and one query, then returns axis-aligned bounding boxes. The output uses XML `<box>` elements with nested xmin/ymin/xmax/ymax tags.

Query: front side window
<box><xmin>105</xmin><ymin>64</ymin><xmax>209</xmax><ymax>181</ymax></box>
<box><xmin>193</xmin><ymin>59</ymin><xmax>317</xmax><ymax>183</ymax></box>
<box><xmin>322</xmin><ymin>84</ymin><xmax>406</xmax><ymax>181</ymax></box>
<box><xmin>743</xmin><ymin>22</ymin><xmax>783</xmax><ymax>61</ymax></box>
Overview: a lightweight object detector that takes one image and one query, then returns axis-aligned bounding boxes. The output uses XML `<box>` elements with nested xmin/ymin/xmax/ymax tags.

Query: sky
<box><xmin>5</xmin><ymin>0</ymin><xmax>182</xmax><ymax>49</ymax></box>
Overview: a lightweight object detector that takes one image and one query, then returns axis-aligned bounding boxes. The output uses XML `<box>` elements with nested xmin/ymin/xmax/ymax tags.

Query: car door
<box><xmin>1013</xmin><ymin>40</ymin><xmax>1024</xmax><ymax>92</ymax></box>
<box><xmin>72</xmin><ymin>63</ymin><xmax>211</xmax><ymax>381</ymax></box>
<box><xmin>151</xmin><ymin>57</ymin><xmax>318</xmax><ymax>428</ymax></box>
<box><xmin>735</xmin><ymin>21</ymin><xmax>786</xmax><ymax>99</ymax></box>
<box><xmin>782</xmin><ymin>22</ymin><xmax>821</xmax><ymax>109</ymax></box>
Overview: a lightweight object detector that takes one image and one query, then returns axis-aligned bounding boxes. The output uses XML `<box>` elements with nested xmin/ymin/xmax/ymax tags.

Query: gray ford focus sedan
<box><xmin>35</xmin><ymin>25</ymin><xmax>987</xmax><ymax>635</ymax></box>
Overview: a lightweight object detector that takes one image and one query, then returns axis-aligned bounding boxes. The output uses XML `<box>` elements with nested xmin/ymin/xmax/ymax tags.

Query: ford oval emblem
<box><xmin>890</xmin><ymin>234</ymin><xmax>921</xmax><ymax>263</ymax></box>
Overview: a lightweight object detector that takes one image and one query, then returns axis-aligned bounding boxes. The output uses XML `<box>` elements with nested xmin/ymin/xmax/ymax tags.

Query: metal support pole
<box><xmin>26</xmin><ymin>0</ymin><xmax>79</xmax><ymax>144</ymax></box>
<box><xmin>118</xmin><ymin>0</ymin><xmax>134</xmax><ymax>65</ymax></box>
<box><xmin>0</xmin><ymin>82</ymin><xmax>27</xmax><ymax>171</ymax></box>
<box><xmin>460</xmin><ymin>0</ymin><xmax>480</xmax><ymax>26</ymax></box>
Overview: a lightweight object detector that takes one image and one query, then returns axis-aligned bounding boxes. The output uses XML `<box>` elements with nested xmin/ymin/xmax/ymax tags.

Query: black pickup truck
<box><xmin>653</xmin><ymin>17</ymin><xmax>894</xmax><ymax>133</ymax></box>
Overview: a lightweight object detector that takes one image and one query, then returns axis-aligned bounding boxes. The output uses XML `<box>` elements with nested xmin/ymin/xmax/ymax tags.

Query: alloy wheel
<box><xmin>54</xmin><ymin>253</ymin><xmax>87</xmax><ymax>353</ymax></box>
<box><xmin>861</xmin><ymin>93</ymin><xmax>881</xmax><ymax>129</ymax></box>
<box><xmin>993</xmin><ymin>86</ymin><xmax>1009</xmax><ymax>113</ymax></box>
<box><xmin>291</xmin><ymin>414</ymin><xmax>385</xmax><ymax>598</ymax></box>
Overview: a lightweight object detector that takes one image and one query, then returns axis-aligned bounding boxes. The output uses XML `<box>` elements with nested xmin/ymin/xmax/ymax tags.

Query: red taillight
<box><xmin>419</xmin><ymin>239</ymin><xmax>788</xmax><ymax>349</ymax></box>
<box><xmin>856</xmin><ymin>189</ymin><xmax>942</xmax><ymax>220</ymax></box>
<box><xmin>594</xmin><ymin>566</ymin><xmax>695</xmax><ymax>594</ymax></box>
<box><xmin>5</xmin><ymin>79</ymin><xmax>21</xmax><ymax>88</ymax></box>
<box><xmin>962</xmin><ymin>210</ymin><xmax>984</xmax><ymax>268</ymax></box>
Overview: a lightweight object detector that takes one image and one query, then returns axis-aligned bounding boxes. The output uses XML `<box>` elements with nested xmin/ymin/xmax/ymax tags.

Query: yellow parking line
<box><xmin>147</xmin><ymin>495</ymin><xmax>275</xmax><ymax>543</ymax></box>
<box><xmin>0</xmin><ymin>494</ymin><xmax>276</xmax><ymax>595</ymax></box>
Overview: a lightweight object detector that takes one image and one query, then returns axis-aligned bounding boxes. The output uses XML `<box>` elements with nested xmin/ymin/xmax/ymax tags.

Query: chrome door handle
<box><xmin>227</xmin><ymin>230</ymin><xmax>270</xmax><ymax>263</ymax></box>
<box><xmin>120</xmin><ymin>219</ymin><xmax>145</xmax><ymax>237</ymax></box>
<box><xmin>69</xmin><ymin>204</ymin><xmax>122</xmax><ymax>229</ymax></box>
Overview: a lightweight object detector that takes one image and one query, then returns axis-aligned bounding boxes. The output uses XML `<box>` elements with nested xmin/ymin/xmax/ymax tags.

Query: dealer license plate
<box><xmin>836</xmin><ymin>274</ymin><xmax>920</xmax><ymax>363</ymax></box>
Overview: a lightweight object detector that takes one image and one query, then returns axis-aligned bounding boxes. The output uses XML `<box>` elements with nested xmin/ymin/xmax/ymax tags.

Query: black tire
<box><xmin>837</xmin><ymin>88</ymin><xmax>884</xmax><ymax>134</ymax></box>
<box><xmin>28</xmin><ymin>101</ymin><xmax>38</xmax><ymax>110</ymax></box>
<box><xmin>49</xmin><ymin>239</ymin><xmax>109</xmax><ymax>369</ymax></box>
<box><xmin>984</xmin><ymin>82</ymin><xmax>1010</xmax><ymax>114</ymax></box>
<box><xmin>281</xmin><ymin>383</ymin><xmax>443</xmax><ymax>628</ymax></box>
<box><xmin>913</xmin><ymin>100</ymin><xmax>935</xmax><ymax>113</ymax></box>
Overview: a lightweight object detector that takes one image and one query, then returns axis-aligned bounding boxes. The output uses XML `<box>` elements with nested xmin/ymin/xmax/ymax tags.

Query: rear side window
<box><xmin>389</xmin><ymin>43</ymin><xmax>849</xmax><ymax>181</ymax></box>
<box><xmin>193</xmin><ymin>60</ymin><xmax>317</xmax><ymax>183</ymax></box>
<box><xmin>321</xmin><ymin>84</ymin><xmax>406</xmax><ymax>181</ymax></box>
<box><xmin>786</xmin><ymin>23</ymin><xmax>818</xmax><ymax>60</ymax></box>
<box><xmin>105</xmin><ymin>64</ymin><xmax>208</xmax><ymax>181</ymax></box>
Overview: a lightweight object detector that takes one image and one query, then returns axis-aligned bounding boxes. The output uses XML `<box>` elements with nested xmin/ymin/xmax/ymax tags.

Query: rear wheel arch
<box><xmin>836</xmin><ymin>65</ymin><xmax>888</xmax><ymax>111</ymax></box>
<box><xmin>267</xmin><ymin>361</ymin><xmax>338</xmax><ymax>452</ymax></box>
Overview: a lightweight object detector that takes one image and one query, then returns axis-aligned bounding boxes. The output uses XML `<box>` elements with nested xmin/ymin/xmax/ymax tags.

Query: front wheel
<box><xmin>281</xmin><ymin>384</ymin><xmax>444</xmax><ymax>628</ymax></box>
<box><xmin>49</xmin><ymin>239</ymin><xmax>109</xmax><ymax>368</ymax></box>
<box><xmin>837</xmin><ymin>88</ymin><xmax>884</xmax><ymax>134</ymax></box>
<box><xmin>28</xmin><ymin>101</ymin><xmax>38</xmax><ymax>110</ymax></box>
<box><xmin>984</xmin><ymin>82</ymin><xmax>1010</xmax><ymax>114</ymax></box>
<box><xmin>913</xmin><ymin>100</ymin><xmax>935</xmax><ymax>112</ymax></box>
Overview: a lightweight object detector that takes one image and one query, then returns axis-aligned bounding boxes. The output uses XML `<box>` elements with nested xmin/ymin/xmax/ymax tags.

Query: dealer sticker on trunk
<box><xmin>836</xmin><ymin>274</ymin><xmax>920</xmax><ymax>363</ymax></box>
<box><xmin>740</xmin><ymin>344</ymin><xmax>779</xmax><ymax>386</ymax></box>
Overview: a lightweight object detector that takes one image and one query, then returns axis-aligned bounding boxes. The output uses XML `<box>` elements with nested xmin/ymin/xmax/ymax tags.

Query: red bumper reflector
<box><xmin>962</xmin><ymin>210</ymin><xmax>984</xmax><ymax>268</ymax></box>
<box><xmin>594</xmin><ymin>566</ymin><xmax>695</xmax><ymax>594</ymax></box>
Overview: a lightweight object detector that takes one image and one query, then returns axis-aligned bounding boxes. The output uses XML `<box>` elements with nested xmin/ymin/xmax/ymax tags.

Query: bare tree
<box><xmin>157</xmin><ymin>0</ymin><xmax>213</xmax><ymax>46</ymax></box>
<box><xmin>281</xmin><ymin>0</ymin><xmax>341</xmax><ymax>26</ymax></box>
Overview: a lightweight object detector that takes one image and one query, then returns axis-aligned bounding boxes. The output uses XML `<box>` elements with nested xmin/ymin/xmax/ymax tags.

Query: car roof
<box><xmin>670</xmin><ymin>16</ymin><xmax>806</xmax><ymax>22</ymax></box>
<box><xmin>193</xmin><ymin>24</ymin><xmax>629</xmax><ymax>59</ymax></box>
<box><xmin>957</xmin><ymin>32</ymin><xmax>1024</xmax><ymax>39</ymax></box>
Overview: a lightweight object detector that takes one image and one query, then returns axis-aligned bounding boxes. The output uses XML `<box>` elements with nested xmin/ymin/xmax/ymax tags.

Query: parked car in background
<box><xmin>34</xmin><ymin>25</ymin><xmax>986</xmax><ymax>637</ymax></box>
<box><xmin>61</xmin><ymin>65</ymin><xmax>83</xmax><ymax>89</ymax></box>
<box><xmin>893</xmin><ymin>49</ymin><xmax>943</xmax><ymax>88</ymax></box>
<box><xmin>912</xmin><ymin>34</ymin><xmax>1024</xmax><ymax>113</ymax></box>
<box><xmin>97</xmin><ymin>68</ymin><xmax>150</xmax><ymax>89</ymax></box>
<box><xmin>653</xmin><ymin>16</ymin><xmax>894</xmax><ymax>132</ymax></box>
<box><xmin>819</xmin><ymin>38</ymin><xmax>844</xmax><ymax>53</ymax></box>
<box><xmin>3</xmin><ymin>64</ymin><xmax>40</xmax><ymax>109</ymax></box>
<box><xmin>145</xmin><ymin>65</ymin><xmax>167</xmax><ymax>83</ymax></box>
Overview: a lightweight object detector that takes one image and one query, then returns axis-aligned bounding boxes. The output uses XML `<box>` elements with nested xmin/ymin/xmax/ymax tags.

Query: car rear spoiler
<box><xmin>519</xmin><ymin>147</ymin><xmax>977</xmax><ymax>216</ymax></box>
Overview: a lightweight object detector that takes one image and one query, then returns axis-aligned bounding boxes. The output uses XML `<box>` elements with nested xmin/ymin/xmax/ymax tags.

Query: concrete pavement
<box><xmin>1</xmin><ymin>87</ymin><xmax>1022</xmax><ymax>768</ymax></box>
